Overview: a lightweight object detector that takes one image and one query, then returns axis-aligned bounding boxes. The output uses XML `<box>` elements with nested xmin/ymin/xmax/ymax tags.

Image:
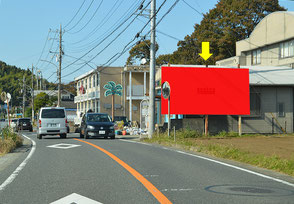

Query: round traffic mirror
<box><xmin>161</xmin><ymin>81</ymin><xmax>170</xmax><ymax>99</ymax></box>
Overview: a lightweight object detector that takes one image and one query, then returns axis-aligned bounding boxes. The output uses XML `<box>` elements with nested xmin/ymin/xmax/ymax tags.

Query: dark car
<box><xmin>113</xmin><ymin>116</ymin><xmax>130</xmax><ymax>127</ymax></box>
<box><xmin>17</xmin><ymin>118</ymin><xmax>33</xmax><ymax>132</ymax></box>
<box><xmin>80</xmin><ymin>113</ymin><xmax>115</xmax><ymax>139</ymax></box>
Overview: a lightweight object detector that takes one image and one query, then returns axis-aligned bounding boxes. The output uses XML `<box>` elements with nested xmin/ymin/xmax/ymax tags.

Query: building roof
<box><xmin>236</xmin><ymin>11</ymin><xmax>294</xmax><ymax>55</ymax></box>
<box><xmin>74</xmin><ymin>66</ymin><xmax>124</xmax><ymax>81</ymax></box>
<box><xmin>60</xmin><ymin>101</ymin><xmax>76</xmax><ymax>109</ymax></box>
<box><xmin>247</xmin><ymin>66</ymin><xmax>294</xmax><ymax>86</ymax></box>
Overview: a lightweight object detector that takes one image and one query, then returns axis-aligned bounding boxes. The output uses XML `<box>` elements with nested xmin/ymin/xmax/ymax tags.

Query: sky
<box><xmin>1</xmin><ymin>0</ymin><xmax>294</xmax><ymax>84</ymax></box>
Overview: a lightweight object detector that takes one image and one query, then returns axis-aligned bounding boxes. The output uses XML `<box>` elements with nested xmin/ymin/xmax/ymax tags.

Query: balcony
<box><xmin>126</xmin><ymin>85</ymin><xmax>146</xmax><ymax>100</ymax></box>
<box><xmin>74</xmin><ymin>91</ymin><xmax>100</xmax><ymax>103</ymax></box>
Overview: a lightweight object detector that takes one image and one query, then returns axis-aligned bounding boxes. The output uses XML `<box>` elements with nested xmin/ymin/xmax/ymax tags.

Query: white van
<box><xmin>37</xmin><ymin>107</ymin><xmax>67</xmax><ymax>139</ymax></box>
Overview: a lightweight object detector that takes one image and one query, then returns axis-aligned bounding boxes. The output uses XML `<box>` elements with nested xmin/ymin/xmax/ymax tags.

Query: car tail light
<box><xmin>65</xmin><ymin>119</ymin><xmax>68</xmax><ymax>125</ymax></box>
<box><xmin>39</xmin><ymin>119</ymin><xmax>41</xmax><ymax>127</ymax></box>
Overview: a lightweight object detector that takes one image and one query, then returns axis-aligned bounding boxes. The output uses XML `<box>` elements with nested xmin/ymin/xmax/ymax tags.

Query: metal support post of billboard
<box><xmin>168</xmin><ymin>96</ymin><xmax>170</xmax><ymax>137</ymax></box>
<box><xmin>237</xmin><ymin>64</ymin><xmax>242</xmax><ymax>136</ymax></box>
<box><xmin>205</xmin><ymin>115</ymin><xmax>208</xmax><ymax>136</ymax></box>
<box><xmin>238</xmin><ymin>116</ymin><xmax>242</xmax><ymax>136</ymax></box>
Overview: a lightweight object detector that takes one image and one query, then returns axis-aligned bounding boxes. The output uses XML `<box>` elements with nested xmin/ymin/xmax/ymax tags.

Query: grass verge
<box><xmin>0</xmin><ymin>127</ymin><xmax>23</xmax><ymax>156</ymax></box>
<box><xmin>143</xmin><ymin>129</ymin><xmax>294</xmax><ymax>177</ymax></box>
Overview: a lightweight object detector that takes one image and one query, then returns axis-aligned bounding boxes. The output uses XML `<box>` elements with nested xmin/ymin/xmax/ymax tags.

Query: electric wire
<box><xmin>181</xmin><ymin>0</ymin><xmax>203</xmax><ymax>16</ymax></box>
<box><xmin>35</xmin><ymin>30</ymin><xmax>51</xmax><ymax>67</ymax></box>
<box><xmin>61</xmin><ymin>1</ymin><xmax>150</xmax><ymax>71</ymax></box>
<box><xmin>62</xmin><ymin>0</ymin><xmax>179</xmax><ymax>79</ymax></box>
<box><xmin>67</xmin><ymin>0</ymin><xmax>140</xmax><ymax>52</ymax></box>
<box><xmin>64</xmin><ymin>0</ymin><xmax>86</xmax><ymax>29</ymax></box>
<box><xmin>65</xmin><ymin>0</ymin><xmax>95</xmax><ymax>33</ymax></box>
<box><xmin>67</xmin><ymin>0</ymin><xmax>104</xmax><ymax>35</ymax></box>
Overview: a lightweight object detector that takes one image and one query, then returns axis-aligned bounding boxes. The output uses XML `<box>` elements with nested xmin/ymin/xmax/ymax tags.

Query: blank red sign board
<box><xmin>161</xmin><ymin>66</ymin><xmax>250</xmax><ymax>115</ymax></box>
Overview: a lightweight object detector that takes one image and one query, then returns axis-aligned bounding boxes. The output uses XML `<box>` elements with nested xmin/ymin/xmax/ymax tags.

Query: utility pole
<box><xmin>31</xmin><ymin>65</ymin><xmax>34</xmax><ymax>123</ymax></box>
<box><xmin>148</xmin><ymin>0</ymin><xmax>156</xmax><ymax>138</ymax></box>
<box><xmin>36</xmin><ymin>70</ymin><xmax>39</xmax><ymax>90</ymax></box>
<box><xmin>22</xmin><ymin>75</ymin><xmax>26</xmax><ymax>117</ymax></box>
<box><xmin>58</xmin><ymin>24</ymin><xmax>63</xmax><ymax>107</ymax></box>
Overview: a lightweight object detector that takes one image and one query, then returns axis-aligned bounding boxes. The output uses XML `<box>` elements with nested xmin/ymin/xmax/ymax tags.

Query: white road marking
<box><xmin>50</xmin><ymin>193</ymin><xmax>103</xmax><ymax>204</ymax></box>
<box><xmin>120</xmin><ymin>139</ymin><xmax>294</xmax><ymax>188</ymax></box>
<box><xmin>161</xmin><ymin>188</ymin><xmax>193</xmax><ymax>192</ymax></box>
<box><xmin>47</xmin><ymin>143</ymin><xmax>81</xmax><ymax>149</ymax></box>
<box><xmin>0</xmin><ymin>134</ymin><xmax>36</xmax><ymax>191</ymax></box>
<box><xmin>145</xmin><ymin>175</ymin><xmax>159</xmax><ymax>177</ymax></box>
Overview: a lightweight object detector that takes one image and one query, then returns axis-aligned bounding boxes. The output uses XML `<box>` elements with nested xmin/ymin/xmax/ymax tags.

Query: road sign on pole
<box><xmin>162</xmin><ymin>81</ymin><xmax>171</xmax><ymax>137</ymax></box>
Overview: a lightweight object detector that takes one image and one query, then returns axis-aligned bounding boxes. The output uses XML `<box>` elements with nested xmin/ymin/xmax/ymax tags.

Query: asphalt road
<box><xmin>1</xmin><ymin>132</ymin><xmax>294</xmax><ymax>204</ymax></box>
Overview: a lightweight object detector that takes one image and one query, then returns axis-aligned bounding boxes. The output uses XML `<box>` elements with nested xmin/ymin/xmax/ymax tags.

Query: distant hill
<box><xmin>0</xmin><ymin>61</ymin><xmax>65</xmax><ymax>106</ymax></box>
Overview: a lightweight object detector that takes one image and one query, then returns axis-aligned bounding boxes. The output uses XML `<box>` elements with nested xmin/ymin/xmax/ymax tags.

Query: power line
<box><xmin>35</xmin><ymin>30</ymin><xmax>51</xmax><ymax>67</ymax></box>
<box><xmin>181</xmin><ymin>0</ymin><xmax>203</xmax><ymax>16</ymax></box>
<box><xmin>65</xmin><ymin>0</ymin><xmax>95</xmax><ymax>33</ymax></box>
<box><xmin>157</xmin><ymin>30</ymin><xmax>181</xmax><ymax>41</ymax></box>
<box><xmin>64</xmin><ymin>0</ymin><xmax>86</xmax><ymax>29</ymax></box>
<box><xmin>62</xmin><ymin>0</ymin><xmax>180</xmax><ymax>79</ymax></box>
<box><xmin>67</xmin><ymin>0</ymin><xmax>140</xmax><ymax>52</ymax></box>
<box><xmin>61</xmin><ymin>1</ymin><xmax>150</xmax><ymax>71</ymax></box>
<box><xmin>67</xmin><ymin>0</ymin><xmax>104</xmax><ymax>35</ymax></box>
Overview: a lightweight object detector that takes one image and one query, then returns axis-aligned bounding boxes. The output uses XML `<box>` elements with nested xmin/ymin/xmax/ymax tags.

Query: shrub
<box><xmin>0</xmin><ymin>127</ymin><xmax>23</xmax><ymax>154</ymax></box>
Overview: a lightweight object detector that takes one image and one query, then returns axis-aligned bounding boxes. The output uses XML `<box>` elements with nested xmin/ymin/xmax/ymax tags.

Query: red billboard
<box><xmin>161</xmin><ymin>66</ymin><xmax>250</xmax><ymax>115</ymax></box>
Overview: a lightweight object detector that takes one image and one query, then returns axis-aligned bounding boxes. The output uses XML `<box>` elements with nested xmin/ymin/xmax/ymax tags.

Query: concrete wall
<box><xmin>99</xmin><ymin>67</ymin><xmax>124</xmax><ymax>117</ymax></box>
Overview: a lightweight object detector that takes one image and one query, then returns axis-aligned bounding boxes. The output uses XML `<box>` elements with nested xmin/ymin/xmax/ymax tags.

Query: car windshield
<box><xmin>87</xmin><ymin>114</ymin><xmax>111</xmax><ymax>122</ymax></box>
<box><xmin>19</xmin><ymin>119</ymin><xmax>30</xmax><ymax>123</ymax></box>
<box><xmin>41</xmin><ymin>109</ymin><xmax>65</xmax><ymax>118</ymax></box>
<box><xmin>12</xmin><ymin>119</ymin><xmax>18</xmax><ymax>122</ymax></box>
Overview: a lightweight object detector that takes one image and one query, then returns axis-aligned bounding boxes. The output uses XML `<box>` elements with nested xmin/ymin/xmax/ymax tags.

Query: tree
<box><xmin>34</xmin><ymin>92</ymin><xmax>49</xmax><ymax>113</ymax></box>
<box><xmin>168</xmin><ymin>0</ymin><xmax>285</xmax><ymax>65</ymax></box>
<box><xmin>103</xmin><ymin>81</ymin><xmax>122</xmax><ymax>120</ymax></box>
<box><xmin>126</xmin><ymin>40</ymin><xmax>159</xmax><ymax>65</ymax></box>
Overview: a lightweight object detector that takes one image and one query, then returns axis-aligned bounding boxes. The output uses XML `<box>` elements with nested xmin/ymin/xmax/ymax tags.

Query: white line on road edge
<box><xmin>0</xmin><ymin>134</ymin><xmax>36</xmax><ymax>191</ymax></box>
<box><xmin>120</xmin><ymin>139</ymin><xmax>294</xmax><ymax>188</ymax></box>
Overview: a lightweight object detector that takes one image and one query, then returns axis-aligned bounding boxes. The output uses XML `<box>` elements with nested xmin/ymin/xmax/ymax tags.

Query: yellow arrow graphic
<box><xmin>199</xmin><ymin>42</ymin><xmax>212</xmax><ymax>61</ymax></box>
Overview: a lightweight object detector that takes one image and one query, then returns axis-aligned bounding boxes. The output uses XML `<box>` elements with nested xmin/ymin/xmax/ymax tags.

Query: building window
<box><xmin>250</xmin><ymin>92</ymin><xmax>261</xmax><ymax>116</ymax></box>
<box><xmin>93</xmin><ymin>75</ymin><xmax>96</xmax><ymax>87</ymax></box>
<box><xmin>89</xmin><ymin>76</ymin><xmax>92</xmax><ymax>89</ymax></box>
<box><xmin>280</xmin><ymin>40</ymin><xmax>294</xmax><ymax>58</ymax></box>
<box><xmin>252</xmin><ymin>49</ymin><xmax>261</xmax><ymax>65</ymax></box>
<box><xmin>85</xmin><ymin>79</ymin><xmax>87</xmax><ymax>89</ymax></box>
<box><xmin>97</xmin><ymin>73</ymin><xmax>99</xmax><ymax>86</ymax></box>
<box><xmin>278</xmin><ymin>103</ymin><xmax>285</xmax><ymax>117</ymax></box>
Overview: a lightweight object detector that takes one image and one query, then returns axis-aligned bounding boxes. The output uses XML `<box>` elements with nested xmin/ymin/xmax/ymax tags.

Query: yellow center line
<box><xmin>74</xmin><ymin>138</ymin><xmax>172</xmax><ymax>204</ymax></box>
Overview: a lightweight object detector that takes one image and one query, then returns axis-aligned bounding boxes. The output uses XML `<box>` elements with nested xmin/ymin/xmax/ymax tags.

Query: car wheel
<box><xmin>111</xmin><ymin>135</ymin><xmax>115</xmax><ymax>139</ymax></box>
<box><xmin>85</xmin><ymin>130</ymin><xmax>89</xmax><ymax>139</ymax></box>
<box><xmin>37</xmin><ymin>134</ymin><xmax>42</xmax><ymax>139</ymax></box>
<box><xmin>29</xmin><ymin>128</ymin><xmax>33</xmax><ymax>132</ymax></box>
<box><xmin>60</xmin><ymin>134</ymin><xmax>67</xmax><ymax>139</ymax></box>
<box><xmin>80</xmin><ymin>131</ymin><xmax>84</xmax><ymax>138</ymax></box>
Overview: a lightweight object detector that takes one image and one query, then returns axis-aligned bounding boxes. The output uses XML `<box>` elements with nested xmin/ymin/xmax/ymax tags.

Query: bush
<box><xmin>0</xmin><ymin>127</ymin><xmax>23</xmax><ymax>155</ymax></box>
<box><xmin>216</xmin><ymin>130</ymin><xmax>239</xmax><ymax>138</ymax></box>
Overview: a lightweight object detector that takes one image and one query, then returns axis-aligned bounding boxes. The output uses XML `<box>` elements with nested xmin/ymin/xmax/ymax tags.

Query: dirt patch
<box><xmin>194</xmin><ymin>135</ymin><xmax>294</xmax><ymax>160</ymax></box>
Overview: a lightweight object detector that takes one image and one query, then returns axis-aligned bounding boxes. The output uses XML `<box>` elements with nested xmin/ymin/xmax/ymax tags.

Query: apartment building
<box><xmin>74</xmin><ymin>66</ymin><xmax>153</xmax><ymax>126</ymax></box>
<box><xmin>216</xmin><ymin>11</ymin><xmax>294</xmax><ymax>68</ymax></box>
<box><xmin>74</xmin><ymin>67</ymin><xmax>125</xmax><ymax>118</ymax></box>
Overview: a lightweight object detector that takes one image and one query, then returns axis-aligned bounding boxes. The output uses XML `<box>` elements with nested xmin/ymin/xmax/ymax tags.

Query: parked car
<box><xmin>37</xmin><ymin>107</ymin><xmax>67</xmax><ymax>139</ymax></box>
<box><xmin>80</xmin><ymin>113</ymin><xmax>115</xmax><ymax>139</ymax></box>
<box><xmin>113</xmin><ymin>116</ymin><xmax>130</xmax><ymax>127</ymax></box>
<box><xmin>17</xmin><ymin>118</ymin><xmax>33</xmax><ymax>132</ymax></box>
